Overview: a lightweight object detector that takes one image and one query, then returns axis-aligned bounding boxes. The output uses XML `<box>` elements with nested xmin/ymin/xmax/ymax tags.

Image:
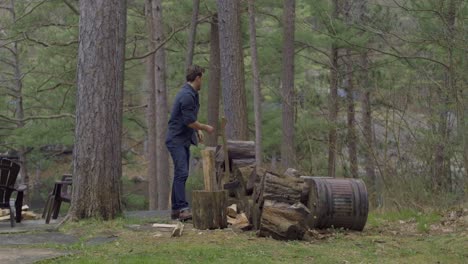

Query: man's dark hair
<box><xmin>186</xmin><ymin>65</ymin><xmax>205</xmax><ymax>82</ymax></box>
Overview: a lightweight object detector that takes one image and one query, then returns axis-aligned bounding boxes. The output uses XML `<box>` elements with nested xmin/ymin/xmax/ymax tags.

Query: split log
<box><xmin>247</xmin><ymin>167</ymin><xmax>265</xmax><ymax>195</ymax></box>
<box><xmin>201</xmin><ymin>148</ymin><xmax>217</xmax><ymax>191</ymax></box>
<box><xmin>258</xmin><ymin>200</ymin><xmax>310</xmax><ymax>240</ymax></box>
<box><xmin>262</xmin><ymin>172</ymin><xmax>303</xmax><ymax>205</ymax></box>
<box><xmin>232</xmin><ymin>158</ymin><xmax>256</xmax><ymax>168</ymax></box>
<box><xmin>216</xmin><ymin>140</ymin><xmax>255</xmax><ymax>163</ymax></box>
<box><xmin>192</xmin><ymin>190</ymin><xmax>228</xmax><ymax>230</ymax></box>
<box><xmin>250</xmin><ymin>199</ymin><xmax>262</xmax><ymax>230</ymax></box>
<box><xmin>228</xmin><ymin>212</ymin><xmax>250</xmax><ymax>230</ymax></box>
<box><xmin>227</xmin><ymin>204</ymin><xmax>238</xmax><ymax>218</ymax></box>
<box><xmin>284</xmin><ymin>168</ymin><xmax>302</xmax><ymax>178</ymax></box>
<box><xmin>171</xmin><ymin>222</ymin><xmax>184</xmax><ymax>237</ymax></box>
<box><xmin>252</xmin><ymin>168</ymin><xmax>266</xmax><ymax>204</ymax></box>
<box><xmin>233</xmin><ymin>165</ymin><xmax>254</xmax><ymax>195</ymax></box>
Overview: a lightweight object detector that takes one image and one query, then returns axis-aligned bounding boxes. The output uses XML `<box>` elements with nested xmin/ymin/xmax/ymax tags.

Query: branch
<box><xmin>0</xmin><ymin>113</ymin><xmax>75</xmax><ymax>124</ymax></box>
<box><xmin>15</xmin><ymin>1</ymin><xmax>47</xmax><ymax>22</ymax></box>
<box><xmin>125</xmin><ymin>14</ymin><xmax>212</xmax><ymax>61</ymax></box>
<box><xmin>62</xmin><ymin>0</ymin><xmax>79</xmax><ymax>15</ymax></box>
<box><xmin>23</xmin><ymin>32</ymin><xmax>78</xmax><ymax>47</ymax></box>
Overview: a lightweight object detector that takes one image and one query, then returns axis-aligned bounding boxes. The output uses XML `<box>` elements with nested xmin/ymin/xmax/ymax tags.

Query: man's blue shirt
<box><xmin>166</xmin><ymin>83</ymin><xmax>199</xmax><ymax>147</ymax></box>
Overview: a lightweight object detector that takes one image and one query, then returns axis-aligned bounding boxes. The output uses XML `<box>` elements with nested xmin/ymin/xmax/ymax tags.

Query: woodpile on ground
<box><xmin>216</xmin><ymin>140</ymin><xmax>369</xmax><ymax>241</ymax></box>
<box><xmin>0</xmin><ymin>205</ymin><xmax>40</xmax><ymax>221</ymax></box>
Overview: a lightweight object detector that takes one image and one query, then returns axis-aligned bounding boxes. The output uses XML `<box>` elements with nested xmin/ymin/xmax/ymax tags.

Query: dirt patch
<box><xmin>0</xmin><ymin>248</ymin><xmax>71</xmax><ymax>264</ymax></box>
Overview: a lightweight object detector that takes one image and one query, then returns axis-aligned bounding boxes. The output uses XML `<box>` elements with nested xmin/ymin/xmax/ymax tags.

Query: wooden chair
<box><xmin>0</xmin><ymin>158</ymin><xmax>25</xmax><ymax>227</ymax></box>
<box><xmin>43</xmin><ymin>174</ymin><xmax>72</xmax><ymax>224</ymax></box>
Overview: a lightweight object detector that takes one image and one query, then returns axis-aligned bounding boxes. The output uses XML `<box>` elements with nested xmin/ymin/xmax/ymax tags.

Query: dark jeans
<box><xmin>167</xmin><ymin>144</ymin><xmax>190</xmax><ymax>211</ymax></box>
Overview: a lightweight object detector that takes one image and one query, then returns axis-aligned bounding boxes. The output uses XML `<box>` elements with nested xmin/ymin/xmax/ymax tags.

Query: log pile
<box><xmin>216</xmin><ymin>140</ymin><xmax>369</xmax><ymax>241</ymax></box>
<box><xmin>0</xmin><ymin>205</ymin><xmax>40</xmax><ymax>221</ymax></box>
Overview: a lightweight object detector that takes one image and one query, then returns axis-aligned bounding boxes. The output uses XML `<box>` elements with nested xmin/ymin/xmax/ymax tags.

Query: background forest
<box><xmin>0</xmin><ymin>0</ymin><xmax>466</xmax><ymax>212</ymax></box>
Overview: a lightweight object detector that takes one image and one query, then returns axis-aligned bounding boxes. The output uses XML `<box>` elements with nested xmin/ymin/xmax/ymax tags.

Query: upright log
<box><xmin>201</xmin><ymin>148</ymin><xmax>217</xmax><ymax>191</ymax></box>
<box><xmin>192</xmin><ymin>190</ymin><xmax>228</xmax><ymax>230</ymax></box>
<box><xmin>258</xmin><ymin>200</ymin><xmax>310</xmax><ymax>240</ymax></box>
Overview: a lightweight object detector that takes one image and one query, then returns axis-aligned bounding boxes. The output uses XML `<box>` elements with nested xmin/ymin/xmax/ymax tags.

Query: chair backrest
<box><xmin>0</xmin><ymin>158</ymin><xmax>21</xmax><ymax>206</ymax></box>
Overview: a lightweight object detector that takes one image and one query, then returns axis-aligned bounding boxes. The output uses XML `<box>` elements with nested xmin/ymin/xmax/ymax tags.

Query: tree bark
<box><xmin>192</xmin><ymin>190</ymin><xmax>228</xmax><ymax>230</ymax></box>
<box><xmin>345</xmin><ymin>53</ymin><xmax>358</xmax><ymax>179</ymax></box>
<box><xmin>344</xmin><ymin>1</ymin><xmax>358</xmax><ymax>178</ymax></box>
<box><xmin>206</xmin><ymin>15</ymin><xmax>221</xmax><ymax>147</ymax></box>
<box><xmin>152</xmin><ymin>0</ymin><xmax>170</xmax><ymax>209</ymax></box>
<box><xmin>216</xmin><ymin>0</ymin><xmax>249</xmax><ymax>140</ymax></box>
<box><xmin>70</xmin><ymin>0</ymin><xmax>126</xmax><ymax>219</ymax></box>
<box><xmin>261</xmin><ymin>172</ymin><xmax>303</xmax><ymax>205</ymax></box>
<box><xmin>280</xmin><ymin>0</ymin><xmax>296</xmax><ymax>169</ymax></box>
<box><xmin>360</xmin><ymin>52</ymin><xmax>379</xmax><ymax>205</ymax></box>
<box><xmin>145</xmin><ymin>0</ymin><xmax>158</xmax><ymax>210</ymax></box>
<box><xmin>328</xmin><ymin>45</ymin><xmax>339</xmax><ymax>178</ymax></box>
<box><xmin>258</xmin><ymin>200</ymin><xmax>309</xmax><ymax>240</ymax></box>
<box><xmin>184</xmin><ymin>0</ymin><xmax>200</xmax><ymax>71</ymax></box>
<box><xmin>248</xmin><ymin>0</ymin><xmax>263</xmax><ymax>169</ymax></box>
<box><xmin>4</xmin><ymin>0</ymin><xmax>30</xmax><ymax>205</ymax></box>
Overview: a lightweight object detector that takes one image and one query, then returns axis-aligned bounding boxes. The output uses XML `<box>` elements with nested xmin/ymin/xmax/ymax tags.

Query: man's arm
<box><xmin>188</xmin><ymin>121</ymin><xmax>214</xmax><ymax>133</ymax></box>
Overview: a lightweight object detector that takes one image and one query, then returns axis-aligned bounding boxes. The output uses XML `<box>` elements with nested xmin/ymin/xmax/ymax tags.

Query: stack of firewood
<box><xmin>218</xmin><ymin>140</ymin><xmax>368</xmax><ymax>241</ymax></box>
<box><xmin>0</xmin><ymin>205</ymin><xmax>40</xmax><ymax>221</ymax></box>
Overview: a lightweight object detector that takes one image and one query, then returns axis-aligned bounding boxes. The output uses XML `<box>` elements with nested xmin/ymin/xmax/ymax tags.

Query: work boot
<box><xmin>171</xmin><ymin>209</ymin><xmax>180</xmax><ymax>220</ymax></box>
<box><xmin>178</xmin><ymin>209</ymin><xmax>192</xmax><ymax>221</ymax></box>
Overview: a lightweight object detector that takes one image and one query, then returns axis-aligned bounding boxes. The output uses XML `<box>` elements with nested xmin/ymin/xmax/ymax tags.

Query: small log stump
<box><xmin>192</xmin><ymin>190</ymin><xmax>228</xmax><ymax>230</ymax></box>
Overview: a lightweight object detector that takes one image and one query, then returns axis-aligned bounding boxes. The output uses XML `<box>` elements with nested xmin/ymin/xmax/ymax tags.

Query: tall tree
<box><xmin>152</xmin><ymin>0</ymin><xmax>170</xmax><ymax>209</ymax></box>
<box><xmin>247</xmin><ymin>0</ymin><xmax>263</xmax><ymax>168</ymax></box>
<box><xmin>216</xmin><ymin>0</ymin><xmax>248</xmax><ymax>140</ymax></box>
<box><xmin>184</xmin><ymin>0</ymin><xmax>200</xmax><ymax>71</ymax></box>
<box><xmin>2</xmin><ymin>0</ymin><xmax>29</xmax><ymax>202</ymax></box>
<box><xmin>356</xmin><ymin>0</ymin><xmax>379</xmax><ymax>204</ymax></box>
<box><xmin>344</xmin><ymin>0</ymin><xmax>358</xmax><ymax>178</ymax></box>
<box><xmin>327</xmin><ymin>0</ymin><xmax>339</xmax><ymax>178</ymax></box>
<box><xmin>206</xmin><ymin>14</ymin><xmax>221</xmax><ymax>147</ymax></box>
<box><xmin>145</xmin><ymin>0</ymin><xmax>158</xmax><ymax>210</ymax></box>
<box><xmin>280</xmin><ymin>0</ymin><xmax>296</xmax><ymax>168</ymax></box>
<box><xmin>70</xmin><ymin>0</ymin><xmax>127</xmax><ymax>219</ymax></box>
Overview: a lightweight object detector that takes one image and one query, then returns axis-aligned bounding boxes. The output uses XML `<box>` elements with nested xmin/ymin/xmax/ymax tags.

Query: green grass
<box><xmin>367</xmin><ymin>209</ymin><xmax>442</xmax><ymax>232</ymax></box>
<box><xmin>30</xmin><ymin>211</ymin><xmax>467</xmax><ymax>264</ymax></box>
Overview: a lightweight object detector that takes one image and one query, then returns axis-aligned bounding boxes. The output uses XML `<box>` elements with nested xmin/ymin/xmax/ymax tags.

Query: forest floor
<box><xmin>0</xmin><ymin>208</ymin><xmax>466</xmax><ymax>264</ymax></box>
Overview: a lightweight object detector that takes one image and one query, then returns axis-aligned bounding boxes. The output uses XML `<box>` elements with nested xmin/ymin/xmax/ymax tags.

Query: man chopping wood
<box><xmin>166</xmin><ymin>65</ymin><xmax>214</xmax><ymax>221</ymax></box>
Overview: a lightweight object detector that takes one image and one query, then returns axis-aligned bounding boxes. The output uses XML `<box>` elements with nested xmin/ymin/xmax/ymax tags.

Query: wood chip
<box><xmin>227</xmin><ymin>204</ymin><xmax>238</xmax><ymax>218</ymax></box>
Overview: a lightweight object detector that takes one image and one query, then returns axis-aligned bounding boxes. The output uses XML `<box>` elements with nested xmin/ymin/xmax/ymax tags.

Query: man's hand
<box><xmin>188</xmin><ymin>121</ymin><xmax>215</xmax><ymax>134</ymax></box>
<box><xmin>197</xmin><ymin>130</ymin><xmax>204</xmax><ymax>143</ymax></box>
<box><xmin>203</xmin><ymin>125</ymin><xmax>215</xmax><ymax>134</ymax></box>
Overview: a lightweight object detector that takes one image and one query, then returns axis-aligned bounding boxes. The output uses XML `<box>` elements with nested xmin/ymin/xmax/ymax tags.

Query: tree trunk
<box><xmin>152</xmin><ymin>0</ymin><xmax>170</xmax><ymax>209</ymax></box>
<box><xmin>184</xmin><ymin>0</ymin><xmax>200</xmax><ymax>71</ymax></box>
<box><xmin>280</xmin><ymin>0</ymin><xmax>296</xmax><ymax>169</ymax></box>
<box><xmin>5</xmin><ymin>0</ymin><xmax>30</xmax><ymax>205</ymax></box>
<box><xmin>327</xmin><ymin>0</ymin><xmax>339</xmax><ymax>178</ymax></box>
<box><xmin>216</xmin><ymin>0</ymin><xmax>249</xmax><ymax>140</ymax></box>
<box><xmin>247</xmin><ymin>0</ymin><xmax>263</xmax><ymax>169</ymax></box>
<box><xmin>206</xmin><ymin>15</ymin><xmax>221</xmax><ymax>147</ymax></box>
<box><xmin>360</xmin><ymin>52</ymin><xmax>379</xmax><ymax>205</ymax></box>
<box><xmin>344</xmin><ymin>54</ymin><xmax>358</xmax><ymax>178</ymax></box>
<box><xmin>328</xmin><ymin>45</ymin><xmax>339</xmax><ymax>178</ymax></box>
<box><xmin>70</xmin><ymin>0</ymin><xmax>126</xmax><ymax>219</ymax></box>
<box><xmin>145</xmin><ymin>0</ymin><xmax>158</xmax><ymax>210</ymax></box>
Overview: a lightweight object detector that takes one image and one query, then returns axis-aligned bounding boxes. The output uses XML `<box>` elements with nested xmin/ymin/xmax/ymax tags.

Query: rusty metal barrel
<box><xmin>302</xmin><ymin>177</ymin><xmax>368</xmax><ymax>231</ymax></box>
